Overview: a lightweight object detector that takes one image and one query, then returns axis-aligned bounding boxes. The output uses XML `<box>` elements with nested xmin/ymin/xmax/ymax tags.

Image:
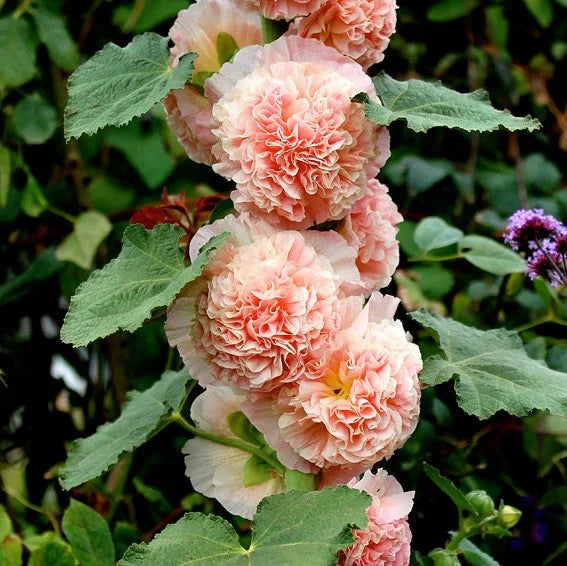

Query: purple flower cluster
<box><xmin>504</xmin><ymin>209</ymin><xmax>567</xmax><ymax>287</ymax></box>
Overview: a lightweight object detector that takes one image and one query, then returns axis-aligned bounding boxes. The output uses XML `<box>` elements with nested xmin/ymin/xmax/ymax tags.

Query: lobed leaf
<box><xmin>59</xmin><ymin>369</ymin><xmax>190</xmax><ymax>490</ymax></box>
<box><xmin>411</xmin><ymin>311</ymin><xmax>567</xmax><ymax>419</ymax></box>
<box><xmin>365</xmin><ymin>73</ymin><xmax>540</xmax><ymax>133</ymax></box>
<box><xmin>119</xmin><ymin>487</ymin><xmax>371</xmax><ymax>565</ymax></box>
<box><xmin>64</xmin><ymin>33</ymin><xmax>196</xmax><ymax>139</ymax></box>
<box><xmin>60</xmin><ymin>224</ymin><xmax>226</xmax><ymax>347</ymax></box>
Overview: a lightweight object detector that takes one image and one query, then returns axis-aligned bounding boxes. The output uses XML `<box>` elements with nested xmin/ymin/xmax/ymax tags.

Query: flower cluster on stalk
<box><xmin>144</xmin><ymin>1</ymin><xmax>421</xmax><ymax>563</ymax></box>
<box><xmin>504</xmin><ymin>209</ymin><xmax>567</xmax><ymax>288</ymax></box>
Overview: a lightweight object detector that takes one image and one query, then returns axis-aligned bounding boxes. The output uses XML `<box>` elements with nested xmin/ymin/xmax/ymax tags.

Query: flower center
<box><xmin>323</xmin><ymin>363</ymin><xmax>354</xmax><ymax>399</ymax></box>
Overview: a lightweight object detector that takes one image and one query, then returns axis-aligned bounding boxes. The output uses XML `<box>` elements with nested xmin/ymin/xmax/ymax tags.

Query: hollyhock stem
<box><xmin>171</xmin><ymin>412</ymin><xmax>286</xmax><ymax>474</ymax></box>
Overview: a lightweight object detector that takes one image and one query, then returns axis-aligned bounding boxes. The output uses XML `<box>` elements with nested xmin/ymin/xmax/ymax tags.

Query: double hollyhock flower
<box><xmin>236</xmin><ymin>0</ymin><xmax>326</xmax><ymax>20</ymax></box>
<box><xmin>338</xmin><ymin>179</ymin><xmax>402</xmax><ymax>293</ymax></box>
<box><xmin>166</xmin><ymin>213</ymin><xmax>363</xmax><ymax>394</ymax></box>
<box><xmin>294</xmin><ymin>0</ymin><xmax>398</xmax><ymax>70</ymax></box>
<box><xmin>338</xmin><ymin>470</ymin><xmax>414</xmax><ymax>566</ymax></box>
<box><xmin>164</xmin><ymin>0</ymin><xmax>263</xmax><ymax>164</ymax></box>
<box><xmin>243</xmin><ymin>293</ymin><xmax>422</xmax><ymax>477</ymax></box>
<box><xmin>206</xmin><ymin>35</ymin><xmax>390</xmax><ymax>229</ymax></box>
<box><xmin>183</xmin><ymin>385</ymin><xmax>285</xmax><ymax>519</ymax></box>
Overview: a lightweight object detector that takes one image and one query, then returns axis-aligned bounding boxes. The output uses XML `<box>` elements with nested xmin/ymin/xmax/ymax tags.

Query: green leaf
<box><xmin>243</xmin><ymin>456</ymin><xmax>273</xmax><ymax>487</ymax></box>
<box><xmin>227</xmin><ymin>412</ymin><xmax>263</xmax><ymax>445</ymax></box>
<box><xmin>1</xmin><ymin>535</ymin><xmax>23</xmax><ymax>566</ymax></box>
<box><xmin>411</xmin><ymin>311</ymin><xmax>567</xmax><ymax>419</ymax></box>
<box><xmin>62</xmin><ymin>499</ymin><xmax>115</xmax><ymax>566</ymax></box>
<box><xmin>458</xmin><ymin>538</ymin><xmax>501</xmax><ymax>566</ymax></box>
<box><xmin>89</xmin><ymin>176</ymin><xmax>136</xmax><ymax>214</ymax></box>
<box><xmin>114</xmin><ymin>0</ymin><xmax>189</xmax><ymax>33</ymax></box>
<box><xmin>60</xmin><ymin>225</ymin><xmax>226</xmax><ymax>347</ymax></box>
<box><xmin>59</xmin><ymin>368</ymin><xmax>190</xmax><ymax>490</ymax></box>
<box><xmin>423</xmin><ymin>463</ymin><xmax>478</xmax><ymax>514</ymax></box>
<box><xmin>65</xmin><ymin>33</ymin><xmax>196</xmax><ymax>140</ymax></box>
<box><xmin>20</xmin><ymin>173</ymin><xmax>48</xmax><ymax>218</ymax></box>
<box><xmin>133</xmin><ymin>478</ymin><xmax>171</xmax><ymax>513</ymax></box>
<box><xmin>458</xmin><ymin>235</ymin><xmax>525</xmax><ymax>275</ymax></box>
<box><xmin>485</xmin><ymin>6</ymin><xmax>509</xmax><ymax>50</ymax></box>
<box><xmin>217</xmin><ymin>32</ymin><xmax>239</xmax><ymax>66</ymax></box>
<box><xmin>0</xmin><ymin>249</ymin><xmax>60</xmax><ymax>306</ymax></box>
<box><xmin>524</xmin><ymin>0</ymin><xmax>554</xmax><ymax>27</ymax></box>
<box><xmin>11</xmin><ymin>94</ymin><xmax>59</xmax><ymax>145</ymax></box>
<box><xmin>0</xmin><ymin>504</ymin><xmax>12</xmax><ymax>542</ymax></box>
<box><xmin>56</xmin><ymin>211</ymin><xmax>112</xmax><ymax>270</ymax></box>
<box><xmin>0</xmin><ymin>18</ymin><xmax>37</xmax><ymax>88</ymax></box>
<box><xmin>284</xmin><ymin>470</ymin><xmax>317</xmax><ymax>492</ymax></box>
<box><xmin>365</xmin><ymin>73</ymin><xmax>541</xmax><ymax>133</ymax></box>
<box><xmin>119</xmin><ymin>486</ymin><xmax>370</xmax><ymax>565</ymax></box>
<box><xmin>105</xmin><ymin>122</ymin><xmax>174</xmax><ymax>189</ymax></box>
<box><xmin>414</xmin><ymin>217</ymin><xmax>464</xmax><ymax>254</ymax></box>
<box><xmin>28</xmin><ymin>540</ymin><xmax>76</xmax><ymax>566</ymax></box>
<box><xmin>427</xmin><ymin>0</ymin><xmax>479</xmax><ymax>22</ymax></box>
<box><xmin>34</xmin><ymin>6</ymin><xmax>81</xmax><ymax>72</ymax></box>
<box><xmin>0</xmin><ymin>145</ymin><xmax>10</xmax><ymax>208</ymax></box>
<box><xmin>208</xmin><ymin>198</ymin><xmax>235</xmax><ymax>224</ymax></box>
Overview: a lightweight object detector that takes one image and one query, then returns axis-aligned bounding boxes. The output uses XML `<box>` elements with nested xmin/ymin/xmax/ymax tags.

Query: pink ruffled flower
<box><xmin>166</xmin><ymin>214</ymin><xmax>363</xmax><ymax>395</ymax></box>
<box><xmin>183</xmin><ymin>386</ymin><xmax>285</xmax><ymax>519</ymax></box>
<box><xmin>295</xmin><ymin>0</ymin><xmax>398</xmax><ymax>70</ymax></box>
<box><xmin>338</xmin><ymin>179</ymin><xmax>402</xmax><ymax>293</ymax></box>
<box><xmin>244</xmin><ymin>293</ymin><xmax>422</xmax><ymax>475</ymax></box>
<box><xmin>236</xmin><ymin>0</ymin><xmax>326</xmax><ymax>20</ymax></box>
<box><xmin>338</xmin><ymin>470</ymin><xmax>413</xmax><ymax>566</ymax></box>
<box><xmin>164</xmin><ymin>0</ymin><xmax>262</xmax><ymax>164</ymax></box>
<box><xmin>206</xmin><ymin>36</ymin><xmax>390</xmax><ymax>229</ymax></box>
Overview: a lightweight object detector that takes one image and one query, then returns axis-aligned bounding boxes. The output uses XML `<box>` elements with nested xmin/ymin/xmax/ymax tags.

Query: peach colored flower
<box><xmin>183</xmin><ymin>385</ymin><xmax>285</xmax><ymax>519</ymax></box>
<box><xmin>295</xmin><ymin>0</ymin><xmax>398</xmax><ymax>70</ymax></box>
<box><xmin>236</xmin><ymin>0</ymin><xmax>326</xmax><ymax>20</ymax></box>
<box><xmin>206</xmin><ymin>36</ymin><xmax>390</xmax><ymax>229</ymax></box>
<box><xmin>166</xmin><ymin>214</ymin><xmax>362</xmax><ymax>394</ymax></box>
<box><xmin>338</xmin><ymin>179</ymin><xmax>402</xmax><ymax>293</ymax></box>
<box><xmin>164</xmin><ymin>0</ymin><xmax>262</xmax><ymax>165</ymax></box>
<box><xmin>243</xmin><ymin>293</ymin><xmax>422</xmax><ymax>475</ymax></box>
<box><xmin>338</xmin><ymin>469</ymin><xmax>413</xmax><ymax>566</ymax></box>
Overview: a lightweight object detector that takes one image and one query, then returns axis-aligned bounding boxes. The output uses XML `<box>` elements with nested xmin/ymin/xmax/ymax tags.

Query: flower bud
<box><xmin>429</xmin><ymin>548</ymin><xmax>460</xmax><ymax>566</ymax></box>
<box><xmin>466</xmin><ymin>490</ymin><xmax>495</xmax><ymax>518</ymax></box>
<box><xmin>497</xmin><ymin>505</ymin><xmax>522</xmax><ymax>528</ymax></box>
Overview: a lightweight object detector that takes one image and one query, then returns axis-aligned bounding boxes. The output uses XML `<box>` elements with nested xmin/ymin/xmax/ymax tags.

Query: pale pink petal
<box><xmin>235</xmin><ymin>0</ymin><xmax>326</xmax><ymax>20</ymax></box>
<box><xmin>295</xmin><ymin>0</ymin><xmax>398</xmax><ymax>70</ymax></box>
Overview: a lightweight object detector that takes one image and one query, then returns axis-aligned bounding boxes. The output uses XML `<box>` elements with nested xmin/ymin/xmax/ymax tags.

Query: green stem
<box><xmin>408</xmin><ymin>253</ymin><xmax>462</xmax><ymax>263</ymax></box>
<box><xmin>171</xmin><ymin>412</ymin><xmax>285</xmax><ymax>474</ymax></box>
<box><xmin>514</xmin><ymin>314</ymin><xmax>552</xmax><ymax>333</ymax></box>
<box><xmin>446</xmin><ymin>529</ymin><xmax>468</xmax><ymax>552</ymax></box>
<box><xmin>4</xmin><ymin>488</ymin><xmax>61</xmax><ymax>537</ymax></box>
<box><xmin>48</xmin><ymin>205</ymin><xmax>77</xmax><ymax>224</ymax></box>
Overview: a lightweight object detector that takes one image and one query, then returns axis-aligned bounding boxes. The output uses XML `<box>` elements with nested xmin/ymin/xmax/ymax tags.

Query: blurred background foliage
<box><xmin>0</xmin><ymin>0</ymin><xmax>566</xmax><ymax>564</ymax></box>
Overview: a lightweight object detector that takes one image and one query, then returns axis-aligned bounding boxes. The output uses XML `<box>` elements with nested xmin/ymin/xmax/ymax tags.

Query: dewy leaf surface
<box><xmin>61</xmin><ymin>224</ymin><xmax>226</xmax><ymax>347</ymax></box>
<box><xmin>60</xmin><ymin>369</ymin><xmax>190</xmax><ymax>490</ymax></box>
<box><xmin>65</xmin><ymin>33</ymin><xmax>196</xmax><ymax>139</ymax></box>
<box><xmin>411</xmin><ymin>311</ymin><xmax>567</xmax><ymax>419</ymax></box>
<box><xmin>365</xmin><ymin>72</ymin><xmax>541</xmax><ymax>133</ymax></box>
<box><xmin>119</xmin><ymin>487</ymin><xmax>371</xmax><ymax>566</ymax></box>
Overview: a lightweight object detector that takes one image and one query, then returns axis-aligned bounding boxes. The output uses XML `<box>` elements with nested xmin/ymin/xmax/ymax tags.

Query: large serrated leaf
<box><xmin>61</xmin><ymin>224</ymin><xmax>226</xmax><ymax>347</ymax></box>
<box><xmin>59</xmin><ymin>369</ymin><xmax>190</xmax><ymax>490</ymax></box>
<box><xmin>62</xmin><ymin>500</ymin><xmax>115</xmax><ymax>566</ymax></box>
<box><xmin>365</xmin><ymin>73</ymin><xmax>540</xmax><ymax>133</ymax></box>
<box><xmin>64</xmin><ymin>33</ymin><xmax>196</xmax><ymax>139</ymax></box>
<box><xmin>119</xmin><ymin>486</ymin><xmax>370</xmax><ymax>565</ymax></box>
<box><xmin>411</xmin><ymin>311</ymin><xmax>567</xmax><ymax>419</ymax></box>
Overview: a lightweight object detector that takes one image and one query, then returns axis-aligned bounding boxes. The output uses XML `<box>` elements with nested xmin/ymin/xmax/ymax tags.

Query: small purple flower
<box><xmin>503</xmin><ymin>209</ymin><xmax>564</xmax><ymax>253</ymax></box>
<box><xmin>504</xmin><ymin>209</ymin><xmax>567</xmax><ymax>287</ymax></box>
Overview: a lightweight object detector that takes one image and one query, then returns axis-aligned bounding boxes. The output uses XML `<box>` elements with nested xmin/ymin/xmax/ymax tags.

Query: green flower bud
<box><xmin>497</xmin><ymin>504</ymin><xmax>522</xmax><ymax>528</ymax></box>
<box><xmin>429</xmin><ymin>548</ymin><xmax>460</xmax><ymax>566</ymax></box>
<box><xmin>466</xmin><ymin>490</ymin><xmax>495</xmax><ymax>518</ymax></box>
